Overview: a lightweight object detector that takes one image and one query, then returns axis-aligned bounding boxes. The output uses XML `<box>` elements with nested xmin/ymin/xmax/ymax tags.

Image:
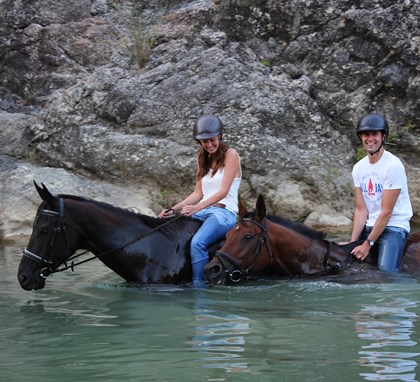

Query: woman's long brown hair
<box><xmin>196</xmin><ymin>138</ymin><xmax>229</xmax><ymax>181</ymax></box>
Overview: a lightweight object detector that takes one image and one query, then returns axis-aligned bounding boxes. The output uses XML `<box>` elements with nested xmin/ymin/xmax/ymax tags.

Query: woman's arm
<box><xmin>173</xmin><ymin>178</ymin><xmax>203</xmax><ymax>210</ymax></box>
<box><xmin>158</xmin><ymin>164</ymin><xmax>204</xmax><ymax>218</ymax></box>
<box><xmin>181</xmin><ymin>149</ymin><xmax>240</xmax><ymax>216</ymax></box>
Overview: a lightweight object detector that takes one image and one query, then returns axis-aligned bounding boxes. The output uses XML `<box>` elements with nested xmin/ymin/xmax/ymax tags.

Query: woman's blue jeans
<box><xmin>191</xmin><ymin>207</ymin><xmax>236</xmax><ymax>286</ymax></box>
<box><xmin>361</xmin><ymin>226</ymin><xmax>409</xmax><ymax>273</ymax></box>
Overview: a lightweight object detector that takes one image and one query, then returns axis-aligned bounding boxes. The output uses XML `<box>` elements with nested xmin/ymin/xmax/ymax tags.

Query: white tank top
<box><xmin>201</xmin><ymin>150</ymin><xmax>241</xmax><ymax>214</ymax></box>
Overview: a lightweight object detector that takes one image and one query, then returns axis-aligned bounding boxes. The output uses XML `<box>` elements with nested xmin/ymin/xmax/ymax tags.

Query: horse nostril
<box><xmin>207</xmin><ymin>263</ymin><xmax>222</xmax><ymax>277</ymax></box>
<box><xmin>18</xmin><ymin>273</ymin><xmax>27</xmax><ymax>285</ymax></box>
<box><xmin>17</xmin><ymin>273</ymin><xmax>36</xmax><ymax>291</ymax></box>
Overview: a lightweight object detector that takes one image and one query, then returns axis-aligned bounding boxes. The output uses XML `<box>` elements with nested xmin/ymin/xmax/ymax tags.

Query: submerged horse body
<box><xmin>205</xmin><ymin>195</ymin><xmax>420</xmax><ymax>284</ymax></box>
<box><xmin>18</xmin><ymin>183</ymin><xmax>204</xmax><ymax>290</ymax></box>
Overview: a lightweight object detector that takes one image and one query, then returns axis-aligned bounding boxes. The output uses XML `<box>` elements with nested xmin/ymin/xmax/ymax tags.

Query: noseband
<box><xmin>214</xmin><ymin>217</ymin><xmax>273</xmax><ymax>283</ymax></box>
<box><xmin>23</xmin><ymin>198</ymin><xmax>69</xmax><ymax>279</ymax></box>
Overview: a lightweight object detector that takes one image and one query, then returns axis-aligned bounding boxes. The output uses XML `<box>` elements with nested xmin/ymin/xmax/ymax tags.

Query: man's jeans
<box><xmin>361</xmin><ymin>226</ymin><xmax>409</xmax><ymax>272</ymax></box>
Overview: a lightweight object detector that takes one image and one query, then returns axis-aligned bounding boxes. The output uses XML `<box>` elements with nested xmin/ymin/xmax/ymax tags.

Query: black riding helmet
<box><xmin>356</xmin><ymin>113</ymin><xmax>389</xmax><ymax>156</ymax></box>
<box><xmin>193</xmin><ymin>114</ymin><xmax>223</xmax><ymax>140</ymax></box>
<box><xmin>356</xmin><ymin>113</ymin><xmax>389</xmax><ymax>140</ymax></box>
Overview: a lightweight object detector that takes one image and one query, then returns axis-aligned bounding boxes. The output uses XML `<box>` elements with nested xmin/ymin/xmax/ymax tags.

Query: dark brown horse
<box><xmin>18</xmin><ymin>182</ymin><xmax>206</xmax><ymax>290</ymax></box>
<box><xmin>205</xmin><ymin>195</ymin><xmax>420</xmax><ymax>284</ymax></box>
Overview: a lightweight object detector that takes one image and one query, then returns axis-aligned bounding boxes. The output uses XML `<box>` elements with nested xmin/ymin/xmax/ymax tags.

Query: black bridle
<box><xmin>23</xmin><ymin>198</ymin><xmax>69</xmax><ymax>279</ymax></box>
<box><xmin>23</xmin><ymin>198</ymin><xmax>184</xmax><ymax>279</ymax></box>
<box><xmin>214</xmin><ymin>217</ymin><xmax>273</xmax><ymax>283</ymax></box>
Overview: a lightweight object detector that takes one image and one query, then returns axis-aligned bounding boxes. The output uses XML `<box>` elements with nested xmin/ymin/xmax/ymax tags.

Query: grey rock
<box><xmin>0</xmin><ymin>0</ymin><xmax>419</xmax><ymax>238</ymax></box>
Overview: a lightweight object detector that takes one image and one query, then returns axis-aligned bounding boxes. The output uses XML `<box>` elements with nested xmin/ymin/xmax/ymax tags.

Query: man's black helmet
<box><xmin>356</xmin><ymin>113</ymin><xmax>389</xmax><ymax>140</ymax></box>
<box><xmin>193</xmin><ymin>115</ymin><xmax>223</xmax><ymax>140</ymax></box>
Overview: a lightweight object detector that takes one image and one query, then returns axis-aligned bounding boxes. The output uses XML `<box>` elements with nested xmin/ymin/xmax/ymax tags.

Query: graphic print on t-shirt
<box><xmin>368</xmin><ymin>178</ymin><xmax>374</xmax><ymax>196</ymax></box>
<box><xmin>361</xmin><ymin>171</ymin><xmax>383</xmax><ymax>204</ymax></box>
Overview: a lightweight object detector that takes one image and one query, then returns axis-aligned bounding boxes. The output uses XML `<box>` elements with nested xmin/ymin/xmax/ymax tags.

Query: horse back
<box><xmin>402</xmin><ymin>231</ymin><xmax>420</xmax><ymax>272</ymax></box>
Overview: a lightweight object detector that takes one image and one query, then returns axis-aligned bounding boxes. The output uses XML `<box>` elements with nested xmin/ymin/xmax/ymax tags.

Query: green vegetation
<box><xmin>330</xmin><ymin>168</ymin><xmax>341</xmax><ymax>177</ymax></box>
<box><xmin>259</xmin><ymin>59</ymin><xmax>272</xmax><ymax>67</ymax></box>
<box><xmin>160</xmin><ymin>188</ymin><xmax>171</xmax><ymax>208</ymax></box>
<box><xmin>387</xmin><ymin>128</ymin><xmax>396</xmax><ymax>144</ymax></box>
<box><xmin>355</xmin><ymin>147</ymin><xmax>366</xmax><ymax>161</ymax></box>
<box><xmin>116</xmin><ymin>2</ymin><xmax>157</xmax><ymax>69</ymax></box>
<box><xmin>127</xmin><ymin>27</ymin><xmax>155</xmax><ymax>68</ymax></box>
<box><xmin>344</xmin><ymin>181</ymin><xmax>354</xmax><ymax>195</ymax></box>
<box><xmin>405</xmin><ymin>121</ymin><xmax>414</xmax><ymax>130</ymax></box>
<box><xmin>322</xmin><ymin>167</ymin><xmax>342</xmax><ymax>183</ymax></box>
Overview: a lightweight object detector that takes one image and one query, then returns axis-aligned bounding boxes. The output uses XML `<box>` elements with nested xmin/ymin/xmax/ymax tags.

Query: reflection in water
<box><xmin>355</xmin><ymin>298</ymin><xmax>419</xmax><ymax>381</ymax></box>
<box><xmin>6</xmin><ymin>238</ymin><xmax>420</xmax><ymax>382</ymax></box>
<box><xmin>190</xmin><ymin>296</ymin><xmax>252</xmax><ymax>373</ymax></box>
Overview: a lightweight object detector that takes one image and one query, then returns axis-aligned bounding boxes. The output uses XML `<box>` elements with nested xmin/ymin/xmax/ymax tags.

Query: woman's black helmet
<box><xmin>193</xmin><ymin>115</ymin><xmax>223</xmax><ymax>140</ymax></box>
<box><xmin>356</xmin><ymin>113</ymin><xmax>389</xmax><ymax>140</ymax></box>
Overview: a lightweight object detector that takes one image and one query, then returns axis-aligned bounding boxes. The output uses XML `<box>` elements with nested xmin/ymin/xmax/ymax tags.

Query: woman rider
<box><xmin>159</xmin><ymin>114</ymin><xmax>241</xmax><ymax>286</ymax></box>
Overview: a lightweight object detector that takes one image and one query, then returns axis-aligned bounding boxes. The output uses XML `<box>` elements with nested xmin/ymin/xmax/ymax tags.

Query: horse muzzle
<box><xmin>17</xmin><ymin>270</ymin><xmax>47</xmax><ymax>290</ymax></box>
<box><xmin>205</xmin><ymin>251</ymin><xmax>244</xmax><ymax>284</ymax></box>
<box><xmin>205</xmin><ymin>260</ymin><xmax>225</xmax><ymax>284</ymax></box>
<box><xmin>18</xmin><ymin>252</ymin><xmax>50</xmax><ymax>290</ymax></box>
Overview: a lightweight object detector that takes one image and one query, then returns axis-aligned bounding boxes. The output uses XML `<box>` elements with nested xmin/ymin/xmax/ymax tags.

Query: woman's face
<box><xmin>199</xmin><ymin>135</ymin><xmax>220</xmax><ymax>154</ymax></box>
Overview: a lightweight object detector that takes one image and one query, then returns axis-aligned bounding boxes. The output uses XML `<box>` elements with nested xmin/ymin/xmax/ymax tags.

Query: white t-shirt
<box><xmin>352</xmin><ymin>150</ymin><xmax>412</xmax><ymax>232</ymax></box>
<box><xmin>201</xmin><ymin>150</ymin><xmax>241</xmax><ymax>215</ymax></box>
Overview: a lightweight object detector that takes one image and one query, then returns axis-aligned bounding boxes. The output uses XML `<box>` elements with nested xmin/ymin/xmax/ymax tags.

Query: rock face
<box><xmin>0</xmin><ymin>155</ymin><xmax>155</xmax><ymax>238</ymax></box>
<box><xmin>0</xmin><ymin>0</ymin><xmax>419</xmax><ymax>238</ymax></box>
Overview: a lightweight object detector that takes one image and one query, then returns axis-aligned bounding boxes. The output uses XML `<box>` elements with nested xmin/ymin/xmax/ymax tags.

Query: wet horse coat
<box><xmin>205</xmin><ymin>195</ymin><xmax>420</xmax><ymax>284</ymax></box>
<box><xmin>18</xmin><ymin>183</ymin><xmax>204</xmax><ymax>290</ymax></box>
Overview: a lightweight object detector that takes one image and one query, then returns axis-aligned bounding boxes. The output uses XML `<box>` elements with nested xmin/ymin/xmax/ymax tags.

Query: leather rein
<box><xmin>23</xmin><ymin>198</ymin><xmax>183</xmax><ymax>279</ymax></box>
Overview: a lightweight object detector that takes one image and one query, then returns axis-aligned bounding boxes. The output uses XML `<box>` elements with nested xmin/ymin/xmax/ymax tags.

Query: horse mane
<box><xmin>58</xmin><ymin>194</ymin><xmax>199</xmax><ymax>233</ymax></box>
<box><xmin>243</xmin><ymin>211</ymin><xmax>326</xmax><ymax>241</ymax></box>
<box><xmin>59</xmin><ymin>194</ymin><xmax>175</xmax><ymax>229</ymax></box>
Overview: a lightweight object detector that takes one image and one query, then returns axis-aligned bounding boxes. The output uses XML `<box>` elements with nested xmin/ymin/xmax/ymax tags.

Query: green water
<box><xmin>2</xmin><ymin>242</ymin><xmax>420</xmax><ymax>382</ymax></box>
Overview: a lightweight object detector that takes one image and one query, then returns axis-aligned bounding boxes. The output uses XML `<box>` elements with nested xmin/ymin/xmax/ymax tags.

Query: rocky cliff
<box><xmin>1</xmin><ymin>0</ymin><xmax>419</xmax><ymax>238</ymax></box>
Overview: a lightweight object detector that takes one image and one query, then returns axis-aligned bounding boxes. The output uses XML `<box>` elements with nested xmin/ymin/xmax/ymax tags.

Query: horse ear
<box><xmin>238</xmin><ymin>194</ymin><xmax>248</xmax><ymax>218</ymax></box>
<box><xmin>34</xmin><ymin>181</ymin><xmax>55</xmax><ymax>205</ymax></box>
<box><xmin>34</xmin><ymin>181</ymin><xmax>44</xmax><ymax>199</ymax></box>
<box><xmin>255</xmin><ymin>194</ymin><xmax>266</xmax><ymax>221</ymax></box>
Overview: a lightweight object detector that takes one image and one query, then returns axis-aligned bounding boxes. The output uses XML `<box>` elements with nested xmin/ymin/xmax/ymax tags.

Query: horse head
<box><xmin>205</xmin><ymin>194</ymin><xmax>272</xmax><ymax>284</ymax></box>
<box><xmin>205</xmin><ymin>194</ymin><xmax>340</xmax><ymax>284</ymax></box>
<box><xmin>17</xmin><ymin>182</ymin><xmax>81</xmax><ymax>290</ymax></box>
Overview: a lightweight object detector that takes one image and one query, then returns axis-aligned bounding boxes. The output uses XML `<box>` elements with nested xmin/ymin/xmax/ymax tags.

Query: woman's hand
<box><xmin>158</xmin><ymin>208</ymin><xmax>174</xmax><ymax>218</ymax></box>
<box><xmin>181</xmin><ymin>204</ymin><xmax>200</xmax><ymax>216</ymax></box>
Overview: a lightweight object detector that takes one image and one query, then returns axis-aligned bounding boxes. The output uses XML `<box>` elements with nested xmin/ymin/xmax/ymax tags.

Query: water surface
<box><xmin>2</xmin><ymin>242</ymin><xmax>420</xmax><ymax>381</ymax></box>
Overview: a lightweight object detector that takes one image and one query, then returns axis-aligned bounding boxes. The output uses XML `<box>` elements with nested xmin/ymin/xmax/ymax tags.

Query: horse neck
<box><xmin>64</xmin><ymin>198</ymin><xmax>143</xmax><ymax>249</ymax></box>
<box><xmin>63</xmin><ymin>197</ymin><xmax>199</xmax><ymax>251</ymax></box>
<box><xmin>267</xmin><ymin>222</ymin><xmax>329</xmax><ymax>274</ymax></box>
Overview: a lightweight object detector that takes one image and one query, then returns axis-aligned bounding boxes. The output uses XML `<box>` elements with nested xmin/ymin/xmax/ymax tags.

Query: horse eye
<box><xmin>245</xmin><ymin>233</ymin><xmax>254</xmax><ymax>240</ymax></box>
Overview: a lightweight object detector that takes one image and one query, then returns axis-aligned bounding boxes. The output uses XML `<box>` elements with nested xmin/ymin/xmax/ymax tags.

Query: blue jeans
<box><xmin>361</xmin><ymin>226</ymin><xmax>409</xmax><ymax>273</ymax></box>
<box><xmin>191</xmin><ymin>207</ymin><xmax>236</xmax><ymax>286</ymax></box>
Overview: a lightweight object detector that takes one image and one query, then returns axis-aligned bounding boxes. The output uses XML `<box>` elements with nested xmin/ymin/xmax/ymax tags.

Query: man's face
<box><xmin>360</xmin><ymin>130</ymin><xmax>384</xmax><ymax>154</ymax></box>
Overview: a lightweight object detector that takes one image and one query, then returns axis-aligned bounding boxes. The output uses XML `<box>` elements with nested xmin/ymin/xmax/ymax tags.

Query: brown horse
<box><xmin>205</xmin><ymin>195</ymin><xmax>420</xmax><ymax>284</ymax></box>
